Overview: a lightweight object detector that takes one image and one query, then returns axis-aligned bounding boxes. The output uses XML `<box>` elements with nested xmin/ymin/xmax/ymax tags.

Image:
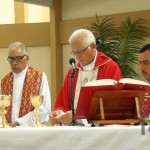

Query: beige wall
<box><xmin>62</xmin><ymin>0</ymin><xmax>150</xmax><ymax>20</ymax></box>
<box><xmin>27</xmin><ymin>46</ymin><xmax>51</xmax><ymax>84</ymax></box>
<box><xmin>63</xmin><ymin>44</ymin><xmax>74</xmax><ymax>79</ymax></box>
<box><xmin>0</xmin><ymin>48</ymin><xmax>11</xmax><ymax>78</ymax></box>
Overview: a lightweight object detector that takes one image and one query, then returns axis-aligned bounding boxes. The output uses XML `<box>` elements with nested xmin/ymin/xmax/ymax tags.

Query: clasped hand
<box><xmin>50</xmin><ymin>110</ymin><xmax>72</xmax><ymax>125</ymax></box>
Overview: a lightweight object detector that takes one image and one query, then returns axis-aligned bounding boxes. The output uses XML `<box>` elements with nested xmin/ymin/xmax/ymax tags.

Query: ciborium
<box><xmin>0</xmin><ymin>95</ymin><xmax>11</xmax><ymax>128</ymax></box>
<box><xmin>30</xmin><ymin>95</ymin><xmax>44</xmax><ymax>127</ymax></box>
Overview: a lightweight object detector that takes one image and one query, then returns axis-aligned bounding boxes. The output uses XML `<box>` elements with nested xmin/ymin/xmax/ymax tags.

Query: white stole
<box><xmin>74</xmin><ymin>68</ymin><xmax>98</xmax><ymax>109</ymax></box>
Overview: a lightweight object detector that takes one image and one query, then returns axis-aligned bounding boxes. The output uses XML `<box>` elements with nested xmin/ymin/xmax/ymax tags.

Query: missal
<box><xmin>84</xmin><ymin>78</ymin><xmax>149</xmax><ymax>90</ymax></box>
<box><xmin>75</xmin><ymin>78</ymin><xmax>150</xmax><ymax>120</ymax></box>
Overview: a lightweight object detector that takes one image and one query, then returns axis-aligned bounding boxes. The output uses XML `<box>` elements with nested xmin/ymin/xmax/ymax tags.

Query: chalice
<box><xmin>0</xmin><ymin>95</ymin><xmax>11</xmax><ymax>128</ymax></box>
<box><xmin>30</xmin><ymin>95</ymin><xmax>44</xmax><ymax>127</ymax></box>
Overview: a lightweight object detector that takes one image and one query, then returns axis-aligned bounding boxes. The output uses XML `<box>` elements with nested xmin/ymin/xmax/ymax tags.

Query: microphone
<box><xmin>69</xmin><ymin>58</ymin><xmax>77</xmax><ymax>71</ymax></box>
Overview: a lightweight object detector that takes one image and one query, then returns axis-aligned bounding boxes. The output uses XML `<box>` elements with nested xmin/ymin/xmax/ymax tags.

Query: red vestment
<box><xmin>55</xmin><ymin>51</ymin><xmax>122</xmax><ymax>112</ymax></box>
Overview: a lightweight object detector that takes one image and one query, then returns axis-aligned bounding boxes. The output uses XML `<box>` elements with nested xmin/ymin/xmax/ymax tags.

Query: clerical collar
<box><xmin>13</xmin><ymin>65</ymin><xmax>28</xmax><ymax>77</ymax></box>
<box><xmin>82</xmin><ymin>50</ymin><xmax>97</xmax><ymax>71</ymax></box>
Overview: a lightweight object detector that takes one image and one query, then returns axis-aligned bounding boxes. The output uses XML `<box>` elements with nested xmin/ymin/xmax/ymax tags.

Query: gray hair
<box><xmin>8</xmin><ymin>42</ymin><xmax>28</xmax><ymax>55</ymax></box>
<box><xmin>68</xmin><ymin>29</ymin><xmax>96</xmax><ymax>47</ymax></box>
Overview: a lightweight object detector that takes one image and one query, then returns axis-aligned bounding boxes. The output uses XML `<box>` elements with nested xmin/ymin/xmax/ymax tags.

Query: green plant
<box><xmin>87</xmin><ymin>16</ymin><xmax>148</xmax><ymax>78</ymax></box>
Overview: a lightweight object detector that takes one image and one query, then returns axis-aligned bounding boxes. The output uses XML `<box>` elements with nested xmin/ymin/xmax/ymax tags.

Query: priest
<box><xmin>50</xmin><ymin>29</ymin><xmax>122</xmax><ymax>125</ymax></box>
<box><xmin>0</xmin><ymin>42</ymin><xmax>51</xmax><ymax>127</ymax></box>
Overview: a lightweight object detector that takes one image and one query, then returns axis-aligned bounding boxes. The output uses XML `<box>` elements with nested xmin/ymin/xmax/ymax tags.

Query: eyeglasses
<box><xmin>70</xmin><ymin>45</ymin><xmax>90</xmax><ymax>55</ymax></box>
<box><xmin>7</xmin><ymin>55</ymin><xmax>26</xmax><ymax>63</ymax></box>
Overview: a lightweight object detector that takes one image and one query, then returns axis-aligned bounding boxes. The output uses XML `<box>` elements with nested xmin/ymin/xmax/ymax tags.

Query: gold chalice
<box><xmin>30</xmin><ymin>95</ymin><xmax>44</xmax><ymax>127</ymax></box>
<box><xmin>0</xmin><ymin>95</ymin><xmax>11</xmax><ymax>128</ymax></box>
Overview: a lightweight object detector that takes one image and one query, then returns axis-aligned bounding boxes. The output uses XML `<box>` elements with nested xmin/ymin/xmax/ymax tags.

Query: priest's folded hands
<box><xmin>50</xmin><ymin>110</ymin><xmax>72</xmax><ymax>125</ymax></box>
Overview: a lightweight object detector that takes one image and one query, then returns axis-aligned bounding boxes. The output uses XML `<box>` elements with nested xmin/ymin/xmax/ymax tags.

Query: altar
<box><xmin>0</xmin><ymin>125</ymin><xmax>150</xmax><ymax>150</ymax></box>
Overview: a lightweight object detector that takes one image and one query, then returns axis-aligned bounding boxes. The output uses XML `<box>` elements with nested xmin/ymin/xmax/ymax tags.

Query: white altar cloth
<box><xmin>0</xmin><ymin>125</ymin><xmax>150</xmax><ymax>150</ymax></box>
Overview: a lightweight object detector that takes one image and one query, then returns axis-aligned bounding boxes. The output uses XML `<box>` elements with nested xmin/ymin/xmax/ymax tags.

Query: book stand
<box><xmin>88</xmin><ymin>90</ymin><xmax>145</xmax><ymax>125</ymax></box>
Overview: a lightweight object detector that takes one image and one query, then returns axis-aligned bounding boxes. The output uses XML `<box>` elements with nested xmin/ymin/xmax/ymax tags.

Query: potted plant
<box><xmin>88</xmin><ymin>16</ymin><xmax>148</xmax><ymax>78</ymax></box>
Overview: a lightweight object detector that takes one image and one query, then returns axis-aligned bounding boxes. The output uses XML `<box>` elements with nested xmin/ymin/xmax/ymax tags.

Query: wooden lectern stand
<box><xmin>88</xmin><ymin>90</ymin><xmax>145</xmax><ymax>124</ymax></box>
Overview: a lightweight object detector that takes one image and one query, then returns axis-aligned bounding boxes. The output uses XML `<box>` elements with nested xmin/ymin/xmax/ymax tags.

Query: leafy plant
<box><xmin>87</xmin><ymin>16</ymin><xmax>148</xmax><ymax>78</ymax></box>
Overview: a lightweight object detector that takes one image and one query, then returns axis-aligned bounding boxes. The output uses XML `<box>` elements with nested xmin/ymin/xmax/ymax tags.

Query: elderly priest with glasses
<box><xmin>0</xmin><ymin>42</ymin><xmax>51</xmax><ymax>127</ymax></box>
<box><xmin>50</xmin><ymin>29</ymin><xmax>122</xmax><ymax>125</ymax></box>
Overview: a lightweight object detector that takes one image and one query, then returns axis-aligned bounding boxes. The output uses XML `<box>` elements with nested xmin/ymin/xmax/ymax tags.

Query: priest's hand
<box><xmin>50</xmin><ymin>110</ymin><xmax>72</xmax><ymax>125</ymax></box>
<box><xmin>49</xmin><ymin>110</ymin><xmax>62</xmax><ymax>125</ymax></box>
<box><xmin>57</xmin><ymin>110</ymin><xmax>72</xmax><ymax>125</ymax></box>
<box><xmin>11</xmin><ymin>121</ymin><xmax>19</xmax><ymax>127</ymax></box>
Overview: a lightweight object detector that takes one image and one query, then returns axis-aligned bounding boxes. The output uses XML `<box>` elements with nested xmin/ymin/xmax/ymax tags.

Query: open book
<box><xmin>82</xmin><ymin>78</ymin><xmax>150</xmax><ymax>92</ymax></box>
<box><xmin>75</xmin><ymin>78</ymin><xmax>150</xmax><ymax>120</ymax></box>
<box><xmin>84</xmin><ymin>78</ymin><xmax>149</xmax><ymax>89</ymax></box>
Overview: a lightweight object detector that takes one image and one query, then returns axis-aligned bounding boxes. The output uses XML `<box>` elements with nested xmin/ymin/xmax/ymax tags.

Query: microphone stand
<box><xmin>69</xmin><ymin>68</ymin><xmax>84</xmax><ymax>126</ymax></box>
